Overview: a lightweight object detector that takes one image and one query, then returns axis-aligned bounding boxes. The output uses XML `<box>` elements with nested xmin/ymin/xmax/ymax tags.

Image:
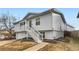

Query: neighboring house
<box><xmin>14</xmin><ymin>9</ymin><xmax>74</xmax><ymax>43</ymax></box>
<box><xmin>66</xmin><ymin>24</ymin><xmax>74</xmax><ymax>31</ymax></box>
<box><xmin>0</xmin><ymin>29</ymin><xmax>10</xmax><ymax>39</ymax></box>
<box><xmin>0</xmin><ymin>28</ymin><xmax>15</xmax><ymax>39</ymax></box>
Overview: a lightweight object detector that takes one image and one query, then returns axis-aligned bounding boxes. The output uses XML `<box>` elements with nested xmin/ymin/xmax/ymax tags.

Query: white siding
<box><xmin>53</xmin><ymin>31</ymin><xmax>64</xmax><ymax>39</ymax></box>
<box><xmin>45</xmin><ymin>31</ymin><xmax>54</xmax><ymax>39</ymax></box>
<box><xmin>25</xmin><ymin>20</ymin><xmax>29</xmax><ymax>29</ymax></box>
<box><xmin>15</xmin><ymin>20</ymin><xmax>26</xmax><ymax>32</ymax></box>
<box><xmin>14</xmin><ymin>23</ymin><xmax>20</xmax><ymax>32</ymax></box>
<box><xmin>15</xmin><ymin>12</ymin><xmax>69</xmax><ymax>40</ymax></box>
<box><xmin>16</xmin><ymin>32</ymin><xmax>28</xmax><ymax>39</ymax></box>
<box><xmin>27</xmin><ymin>13</ymin><xmax>52</xmax><ymax>31</ymax></box>
<box><xmin>52</xmin><ymin>13</ymin><xmax>66</xmax><ymax>31</ymax></box>
<box><xmin>20</xmin><ymin>23</ymin><xmax>25</xmax><ymax>31</ymax></box>
<box><xmin>45</xmin><ymin>31</ymin><xmax>64</xmax><ymax>39</ymax></box>
<box><xmin>15</xmin><ymin>13</ymin><xmax>67</xmax><ymax>32</ymax></box>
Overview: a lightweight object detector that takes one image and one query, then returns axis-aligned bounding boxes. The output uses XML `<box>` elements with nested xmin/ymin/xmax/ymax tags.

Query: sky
<box><xmin>0</xmin><ymin>8</ymin><xmax>79</xmax><ymax>30</ymax></box>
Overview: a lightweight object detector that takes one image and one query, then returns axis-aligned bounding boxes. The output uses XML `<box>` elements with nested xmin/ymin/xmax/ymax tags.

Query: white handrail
<box><xmin>31</xmin><ymin>26</ymin><xmax>42</xmax><ymax>35</ymax></box>
<box><xmin>31</xmin><ymin>26</ymin><xmax>43</xmax><ymax>41</ymax></box>
<box><xmin>27</xmin><ymin>26</ymin><xmax>43</xmax><ymax>41</ymax></box>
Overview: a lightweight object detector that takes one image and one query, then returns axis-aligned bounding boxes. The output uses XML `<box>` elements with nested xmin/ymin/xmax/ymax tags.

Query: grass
<box><xmin>0</xmin><ymin>36</ymin><xmax>79</xmax><ymax>51</ymax></box>
<box><xmin>39</xmin><ymin>42</ymin><xmax>71</xmax><ymax>51</ymax></box>
<box><xmin>39</xmin><ymin>37</ymin><xmax>79</xmax><ymax>51</ymax></box>
<box><xmin>72</xmin><ymin>37</ymin><xmax>79</xmax><ymax>44</ymax></box>
<box><xmin>0</xmin><ymin>39</ymin><xmax>37</xmax><ymax>51</ymax></box>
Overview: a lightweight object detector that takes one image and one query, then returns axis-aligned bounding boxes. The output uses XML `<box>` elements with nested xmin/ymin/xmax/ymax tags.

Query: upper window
<box><xmin>20</xmin><ymin>22</ymin><xmax>25</xmax><ymax>27</ymax></box>
<box><xmin>36</xmin><ymin>18</ymin><xmax>40</xmax><ymax>25</ymax></box>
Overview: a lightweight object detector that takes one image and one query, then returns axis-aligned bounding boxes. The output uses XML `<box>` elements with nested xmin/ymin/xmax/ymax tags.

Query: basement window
<box><xmin>36</xmin><ymin>18</ymin><xmax>40</xmax><ymax>25</ymax></box>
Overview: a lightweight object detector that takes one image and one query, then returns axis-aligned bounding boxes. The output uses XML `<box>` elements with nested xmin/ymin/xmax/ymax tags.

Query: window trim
<box><xmin>36</xmin><ymin>18</ymin><xmax>40</xmax><ymax>26</ymax></box>
<box><xmin>20</xmin><ymin>21</ymin><xmax>25</xmax><ymax>27</ymax></box>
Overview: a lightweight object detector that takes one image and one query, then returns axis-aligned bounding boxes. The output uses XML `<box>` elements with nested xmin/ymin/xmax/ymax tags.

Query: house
<box><xmin>66</xmin><ymin>24</ymin><xmax>74</xmax><ymax>31</ymax></box>
<box><xmin>0</xmin><ymin>29</ymin><xmax>10</xmax><ymax>39</ymax></box>
<box><xmin>0</xmin><ymin>28</ymin><xmax>15</xmax><ymax>40</ymax></box>
<box><xmin>14</xmin><ymin>8</ymin><xmax>74</xmax><ymax>43</ymax></box>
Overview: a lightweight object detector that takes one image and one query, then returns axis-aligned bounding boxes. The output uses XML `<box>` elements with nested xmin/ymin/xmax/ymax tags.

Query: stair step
<box><xmin>27</xmin><ymin>29</ymin><xmax>42</xmax><ymax>43</ymax></box>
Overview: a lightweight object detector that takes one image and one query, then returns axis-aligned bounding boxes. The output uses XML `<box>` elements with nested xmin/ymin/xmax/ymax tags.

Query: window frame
<box><xmin>36</xmin><ymin>18</ymin><xmax>40</xmax><ymax>26</ymax></box>
<box><xmin>20</xmin><ymin>21</ymin><xmax>25</xmax><ymax>27</ymax></box>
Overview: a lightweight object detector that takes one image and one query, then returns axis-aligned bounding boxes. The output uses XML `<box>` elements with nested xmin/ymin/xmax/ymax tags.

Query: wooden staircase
<box><xmin>26</xmin><ymin>26</ymin><xmax>43</xmax><ymax>43</ymax></box>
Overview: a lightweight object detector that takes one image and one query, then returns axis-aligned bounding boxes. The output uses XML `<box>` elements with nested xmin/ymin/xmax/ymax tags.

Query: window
<box><xmin>20</xmin><ymin>22</ymin><xmax>25</xmax><ymax>27</ymax></box>
<box><xmin>36</xmin><ymin>18</ymin><xmax>40</xmax><ymax>25</ymax></box>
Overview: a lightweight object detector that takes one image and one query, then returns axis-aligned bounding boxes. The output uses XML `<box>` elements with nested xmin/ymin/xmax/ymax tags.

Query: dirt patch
<box><xmin>0</xmin><ymin>39</ymin><xmax>37</xmax><ymax>51</ymax></box>
<box><xmin>0</xmin><ymin>37</ymin><xmax>79</xmax><ymax>51</ymax></box>
<box><xmin>39</xmin><ymin>37</ymin><xmax>79</xmax><ymax>51</ymax></box>
<box><xmin>39</xmin><ymin>42</ymin><xmax>71</xmax><ymax>51</ymax></box>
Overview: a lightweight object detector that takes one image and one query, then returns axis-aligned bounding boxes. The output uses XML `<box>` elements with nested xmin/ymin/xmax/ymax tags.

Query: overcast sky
<box><xmin>0</xmin><ymin>8</ymin><xmax>78</xmax><ymax>30</ymax></box>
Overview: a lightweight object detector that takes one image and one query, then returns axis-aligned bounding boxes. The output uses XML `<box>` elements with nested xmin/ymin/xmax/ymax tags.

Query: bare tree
<box><xmin>0</xmin><ymin>13</ymin><xmax>16</xmax><ymax>38</ymax></box>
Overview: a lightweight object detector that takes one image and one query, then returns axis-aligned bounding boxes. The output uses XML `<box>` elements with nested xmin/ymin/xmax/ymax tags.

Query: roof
<box><xmin>14</xmin><ymin>13</ymin><xmax>40</xmax><ymax>24</ymax></box>
<box><xmin>66</xmin><ymin>24</ymin><xmax>74</xmax><ymax>28</ymax></box>
<box><xmin>14</xmin><ymin>8</ymin><xmax>66</xmax><ymax>24</ymax></box>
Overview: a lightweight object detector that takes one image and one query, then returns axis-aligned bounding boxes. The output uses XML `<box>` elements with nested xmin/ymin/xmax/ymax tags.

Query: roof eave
<box><xmin>14</xmin><ymin>8</ymin><xmax>67</xmax><ymax>24</ymax></box>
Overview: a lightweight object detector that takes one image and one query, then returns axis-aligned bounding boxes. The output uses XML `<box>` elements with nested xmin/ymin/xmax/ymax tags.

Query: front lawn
<box><xmin>0</xmin><ymin>39</ymin><xmax>37</xmax><ymax>51</ymax></box>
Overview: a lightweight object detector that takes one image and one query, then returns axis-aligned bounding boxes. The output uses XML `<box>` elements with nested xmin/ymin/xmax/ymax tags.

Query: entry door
<box><xmin>42</xmin><ymin>32</ymin><xmax>45</xmax><ymax>38</ymax></box>
<box><xmin>40</xmin><ymin>32</ymin><xmax>45</xmax><ymax>39</ymax></box>
<box><xmin>29</xmin><ymin>20</ymin><xmax>32</xmax><ymax>27</ymax></box>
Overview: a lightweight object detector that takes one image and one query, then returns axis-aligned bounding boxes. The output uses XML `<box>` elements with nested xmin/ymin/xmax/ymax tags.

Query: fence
<box><xmin>64</xmin><ymin>31</ymin><xmax>79</xmax><ymax>38</ymax></box>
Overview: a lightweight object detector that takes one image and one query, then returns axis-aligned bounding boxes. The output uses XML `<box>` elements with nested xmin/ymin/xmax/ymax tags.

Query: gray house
<box><xmin>14</xmin><ymin>9</ymin><xmax>74</xmax><ymax>43</ymax></box>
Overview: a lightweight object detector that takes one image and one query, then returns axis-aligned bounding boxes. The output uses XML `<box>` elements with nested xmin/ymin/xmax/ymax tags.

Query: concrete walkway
<box><xmin>24</xmin><ymin>42</ymin><xmax>49</xmax><ymax>51</ymax></box>
<box><xmin>0</xmin><ymin>40</ymin><xmax>16</xmax><ymax>46</ymax></box>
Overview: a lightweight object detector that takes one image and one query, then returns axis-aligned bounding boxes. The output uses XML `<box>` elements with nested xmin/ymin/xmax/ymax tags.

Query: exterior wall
<box><xmin>45</xmin><ymin>31</ymin><xmax>64</xmax><ymax>40</ymax></box>
<box><xmin>52</xmin><ymin>13</ymin><xmax>66</xmax><ymax>31</ymax></box>
<box><xmin>15</xmin><ymin>12</ymin><xmax>67</xmax><ymax>32</ymax></box>
<box><xmin>52</xmin><ymin>31</ymin><xmax>64</xmax><ymax>39</ymax></box>
<box><xmin>15</xmin><ymin>20</ymin><xmax>26</xmax><ymax>32</ymax></box>
<box><xmin>27</xmin><ymin>13</ymin><xmax>52</xmax><ymax>31</ymax></box>
<box><xmin>14</xmin><ymin>23</ymin><xmax>20</xmax><ymax>32</ymax></box>
<box><xmin>25</xmin><ymin>20</ymin><xmax>29</xmax><ymax>29</ymax></box>
<box><xmin>20</xmin><ymin>22</ymin><xmax>26</xmax><ymax>31</ymax></box>
<box><xmin>14</xmin><ymin>12</ymin><xmax>69</xmax><ymax>40</ymax></box>
<box><xmin>45</xmin><ymin>31</ymin><xmax>54</xmax><ymax>39</ymax></box>
<box><xmin>16</xmin><ymin>30</ymin><xmax>64</xmax><ymax>40</ymax></box>
<box><xmin>0</xmin><ymin>34</ymin><xmax>5</xmax><ymax>39</ymax></box>
<box><xmin>16</xmin><ymin>32</ymin><xmax>28</xmax><ymax>39</ymax></box>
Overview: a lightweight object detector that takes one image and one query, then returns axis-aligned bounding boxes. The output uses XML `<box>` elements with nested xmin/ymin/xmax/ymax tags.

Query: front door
<box><xmin>42</xmin><ymin>32</ymin><xmax>45</xmax><ymax>38</ymax></box>
<box><xmin>40</xmin><ymin>32</ymin><xmax>45</xmax><ymax>39</ymax></box>
<box><xmin>29</xmin><ymin>20</ymin><xmax>32</xmax><ymax>27</ymax></box>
